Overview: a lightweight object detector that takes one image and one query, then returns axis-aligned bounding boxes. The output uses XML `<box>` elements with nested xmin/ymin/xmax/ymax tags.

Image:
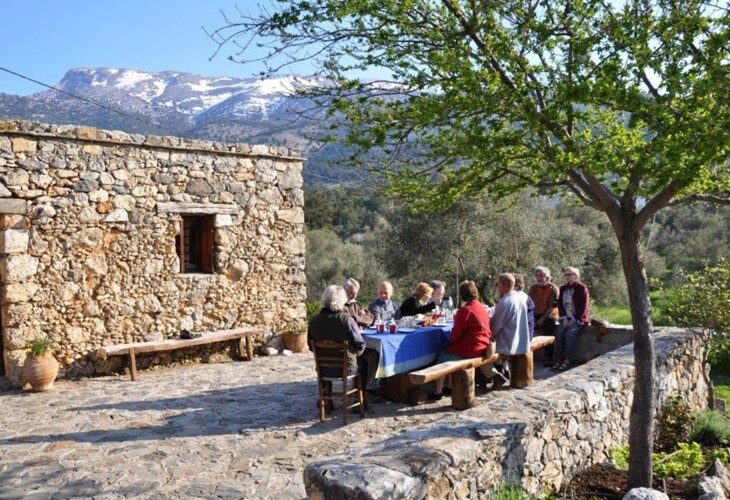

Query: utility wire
<box><xmin>0</xmin><ymin>66</ymin><xmax>186</xmax><ymax>136</ymax></box>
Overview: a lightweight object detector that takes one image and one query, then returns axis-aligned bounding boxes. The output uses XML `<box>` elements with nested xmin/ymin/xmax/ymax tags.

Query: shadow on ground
<box><xmin>0</xmin><ymin>379</ymin><xmax>461</xmax><ymax>446</ymax></box>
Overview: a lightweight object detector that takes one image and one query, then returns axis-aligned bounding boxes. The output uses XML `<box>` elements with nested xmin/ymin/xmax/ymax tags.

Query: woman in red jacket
<box><xmin>429</xmin><ymin>280</ymin><xmax>493</xmax><ymax>400</ymax></box>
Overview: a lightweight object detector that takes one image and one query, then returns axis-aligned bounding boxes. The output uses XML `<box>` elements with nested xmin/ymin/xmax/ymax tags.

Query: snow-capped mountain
<box><xmin>33</xmin><ymin>67</ymin><xmax>315</xmax><ymax>121</ymax></box>
<box><xmin>0</xmin><ymin>67</ymin><xmax>359</xmax><ymax>183</ymax></box>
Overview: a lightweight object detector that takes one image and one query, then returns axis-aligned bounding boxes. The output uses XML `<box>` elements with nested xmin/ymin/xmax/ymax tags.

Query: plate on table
<box><xmin>397</xmin><ymin>327</ymin><xmax>416</xmax><ymax>333</ymax></box>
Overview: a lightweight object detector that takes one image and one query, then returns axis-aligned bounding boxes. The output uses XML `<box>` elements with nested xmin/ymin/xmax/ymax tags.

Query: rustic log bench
<box><xmin>95</xmin><ymin>327</ymin><xmax>263</xmax><ymax>381</ymax></box>
<box><xmin>408</xmin><ymin>335</ymin><xmax>556</xmax><ymax>410</ymax></box>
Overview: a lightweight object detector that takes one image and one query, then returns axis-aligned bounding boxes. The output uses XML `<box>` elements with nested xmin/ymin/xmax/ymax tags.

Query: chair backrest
<box><xmin>311</xmin><ymin>340</ymin><xmax>349</xmax><ymax>379</ymax></box>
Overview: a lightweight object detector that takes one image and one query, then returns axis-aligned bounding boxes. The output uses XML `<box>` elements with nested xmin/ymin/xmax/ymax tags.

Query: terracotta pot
<box><xmin>282</xmin><ymin>333</ymin><xmax>308</xmax><ymax>353</ymax></box>
<box><xmin>23</xmin><ymin>353</ymin><xmax>59</xmax><ymax>392</ymax></box>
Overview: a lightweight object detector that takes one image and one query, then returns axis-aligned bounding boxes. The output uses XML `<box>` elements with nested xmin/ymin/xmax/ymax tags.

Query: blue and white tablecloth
<box><xmin>361</xmin><ymin>324</ymin><xmax>452</xmax><ymax>378</ymax></box>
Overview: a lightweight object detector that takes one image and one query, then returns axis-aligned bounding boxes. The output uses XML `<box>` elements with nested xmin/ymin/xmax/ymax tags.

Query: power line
<box><xmin>0</xmin><ymin>66</ymin><xmax>186</xmax><ymax>136</ymax></box>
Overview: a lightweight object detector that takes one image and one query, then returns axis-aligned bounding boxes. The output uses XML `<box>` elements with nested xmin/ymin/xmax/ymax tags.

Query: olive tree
<box><xmin>213</xmin><ymin>0</ymin><xmax>730</xmax><ymax>487</ymax></box>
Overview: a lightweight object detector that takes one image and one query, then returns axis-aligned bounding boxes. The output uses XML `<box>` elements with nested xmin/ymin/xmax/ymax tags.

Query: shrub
<box><xmin>654</xmin><ymin>396</ymin><xmax>695</xmax><ymax>453</ymax></box>
<box><xmin>653</xmin><ymin>442</ymin><xmax>706</xmax><ymax>478</ymax></box>
<box><xmin>611</xmin><ymin>442</ymin><xmax>729</xmax><ymax>479</ymax></box>
<box><xmin>306</xmin><ymin>301</ymin><xmax>321</xmax><ymax>322</ymax></box>
<box><xmin>27</xmin><ymin>335</ymin><xmax>53</xmax><ymax>356</ymax></box>
<box><xmin>665</xmin><ymin>260</ymin><xmax>730</xmax><ymax>364</ymax></box>
<box><xmin>692</xmin><ymin>410</ymin><xmax>730</xmax><ymax>446</ymax></box>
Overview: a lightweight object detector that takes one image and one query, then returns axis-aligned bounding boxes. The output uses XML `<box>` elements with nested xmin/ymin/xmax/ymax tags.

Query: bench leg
<box><xmin>129</xmin><ymin>348</ymin><xmax>137</xmax><ymax>382</ymax></box>
<box><xmin>246</xmin><ymin>334</ymin><xmax>254</xmax><ymax>361</ymax></box>
<box><xmin>510</xmin><ymin>352</ymin><xmax>533</xmax><ymax>389</ymax></box>
<box><xmin>237</xmin><ymin>338</ymin><xmax>245</xmax><ymax>358</ymax></box>
<box><xmin>380</xmin><ymin>373</ymin><xmax>413</xmax><ymax>403</ymax></box>
<box><xmin>451</xmin><ymin>368</ymin><xmax>475</xmax><ymax>410</ymax></box>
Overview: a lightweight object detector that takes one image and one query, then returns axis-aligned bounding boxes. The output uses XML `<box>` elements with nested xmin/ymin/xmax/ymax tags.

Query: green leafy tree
<box><xmin>674</xmin><ymin>261</ymin><xmax>730</xmax><ymax>337</ymax></box>
<box><xmin>214</xmin><ymin>0</ymin><xmax>730</xmax><ymax>487</ymax></box>
<box><xmin>305</xmin><ymin>228</ymin><xmax>386</xmax><ymax>301</ymax></box>
<box><xmin>667</xmin><ymin>260</ymin><xmax>730</xmax><ymax>360</ymax></box>
<box><xmin>374</xmin><ymin>197</ymin><xmax>626</xmax><ymax>305</ymax></box>
<box><xmin>644</xmin><ymin>204</ymin><xmax>730</xmax><ymax>282</ymax></box>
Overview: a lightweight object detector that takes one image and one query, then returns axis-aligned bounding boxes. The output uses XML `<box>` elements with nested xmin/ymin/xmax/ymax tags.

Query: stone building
<box><xmin>0</xmin><ymin>119</ymin><xmax>306</xmax><ymax>386</ymax></box>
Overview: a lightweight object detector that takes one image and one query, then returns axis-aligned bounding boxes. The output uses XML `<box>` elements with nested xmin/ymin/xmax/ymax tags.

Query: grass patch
<box><xmin>592</xmin><ymin>305</ymin><xmax>632</xmax><ymax>325</ymax></box>
<box><xmin>650</xmin><ymin>289</ymin><xmax>673</xmax><ymax>326</ymax></box>
<box><xmin>490</xmin><ymin>483</ymin><xmax>527</xmax><ymax>500</ymax></box>
<box><xmin>591</xmin><ymin>290</ymin><xmax>673</xmax><ymax>326</ymax></box>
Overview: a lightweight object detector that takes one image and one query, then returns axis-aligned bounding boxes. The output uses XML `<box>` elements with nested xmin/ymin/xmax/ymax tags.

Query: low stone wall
<box><xmin>0</xmin><ymin>119</ymin><xmax>307</xmax><ymax>384</ymax></box>
<box><xmin>571</xmin><ymin>324</ymin><xmax>635</xmax><ymax>364</ymax></box>
<box><xmin>304</xmin><ymin>328</ymin><xmax>708</xmax><ymax>498</ymax></box>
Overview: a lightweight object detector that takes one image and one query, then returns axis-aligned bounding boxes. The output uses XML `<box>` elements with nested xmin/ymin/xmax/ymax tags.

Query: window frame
<box><xmin>176</xmin><ymin>215</ymin><xmax>215</xmax><ymax>274</ymax></box>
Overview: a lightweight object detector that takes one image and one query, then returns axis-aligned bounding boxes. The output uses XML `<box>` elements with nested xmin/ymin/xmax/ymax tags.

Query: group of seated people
<box><xmin>307</xmin><ymin>266</ymin><xmax>590</xmax><ymax>410</ymax></box>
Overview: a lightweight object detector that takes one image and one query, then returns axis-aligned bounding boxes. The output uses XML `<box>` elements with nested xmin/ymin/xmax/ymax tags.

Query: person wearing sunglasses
<box><xmin>552</xmin><ymin>267</ymin><xmax>591</xmax><ymax>371</ymax></box>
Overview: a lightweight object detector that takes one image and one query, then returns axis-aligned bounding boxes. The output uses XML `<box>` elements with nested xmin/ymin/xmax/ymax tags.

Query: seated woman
<box><xmin>429</xmin><ymin>281</ymin><xmax>493</xmax><ymax>400</ymax></box>
<box><xmin>308</xmin><ymin>285</ymin><xmax>367</xmax><ymax>412</ymax></box>
<box><xmin>398</xmin><ymin>282</ymin><xmax>439</xmax><ymax>318</ymax></box>
<box><xmin>551</xmin><ymin>266</ymin><xmax>590</xmax><ymax>371</ymax></box>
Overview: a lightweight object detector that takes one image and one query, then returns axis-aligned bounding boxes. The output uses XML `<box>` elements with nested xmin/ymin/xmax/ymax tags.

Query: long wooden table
<box><xmin>360</xmin><ymin>324</ymin><xmax>452</xmax><ymax>378</ymax></box>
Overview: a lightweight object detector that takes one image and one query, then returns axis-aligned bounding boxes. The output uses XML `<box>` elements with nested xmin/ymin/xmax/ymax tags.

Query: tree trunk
<box><xmin>618</xmin><ymin>228</ymin><xmax>656</xmax><ymax>489</ymax></box>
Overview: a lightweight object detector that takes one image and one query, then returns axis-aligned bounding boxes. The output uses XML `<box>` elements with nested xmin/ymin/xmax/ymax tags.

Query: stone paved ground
<box><xmin>0</xmin><ymin>353</ymin><xmax>555</xmax><ymax>499</ymax></box>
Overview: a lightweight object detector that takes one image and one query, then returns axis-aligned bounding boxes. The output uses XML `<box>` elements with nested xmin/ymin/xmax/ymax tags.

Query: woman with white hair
<box><xmin>552</xmin><ymin>267</ymin><xmax>591</xmax><ymax>371</ymax></box>
<box><xmin>308</xmin><ymin>285</ymin><xmax>367</xmax><ymax>412</ymax></box>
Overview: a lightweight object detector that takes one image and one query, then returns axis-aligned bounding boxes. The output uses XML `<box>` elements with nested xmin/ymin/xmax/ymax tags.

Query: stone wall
<box><xmin>304</xmin><ymin>328</ymin><xmax>708</xmax><ymax>498</ymax></box>
<box><xmin>0</xmin><ymin>119</ymin><xmax>306</xmax><ymax>384</ymax></box>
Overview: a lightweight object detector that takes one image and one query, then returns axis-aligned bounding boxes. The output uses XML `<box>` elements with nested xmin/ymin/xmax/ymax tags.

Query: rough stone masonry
<box><xmin>0</xmin><ymin>119</ymin><xmax>306</xmax><ymax>385</ymax></box>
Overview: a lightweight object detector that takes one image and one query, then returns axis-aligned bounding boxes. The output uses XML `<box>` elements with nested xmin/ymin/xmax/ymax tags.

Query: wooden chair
<box><xmin>311</xmin><ymin>340</ymin><xmax>365</xmax><ymax>424</ymax></box>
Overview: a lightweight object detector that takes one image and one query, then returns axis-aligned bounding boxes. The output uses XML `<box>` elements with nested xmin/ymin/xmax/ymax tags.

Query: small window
<box><xmin>176</xmin><ymin>216</ymin><xmax>214</xmax><ymax>273</ymax></box>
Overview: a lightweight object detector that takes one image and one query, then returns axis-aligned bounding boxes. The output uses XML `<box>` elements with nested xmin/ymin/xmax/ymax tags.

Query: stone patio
<box><xmin>0</xmin><ymin>352</ymin><xmax>555</xmax><ymax>499</ymax></box>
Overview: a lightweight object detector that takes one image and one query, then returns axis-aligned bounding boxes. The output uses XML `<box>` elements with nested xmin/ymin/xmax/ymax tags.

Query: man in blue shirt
<box><xmin>368</xmin><ymin>281</ymin><xmax>399</xmax><ymax>322</ymax></box>
<box><xmin>489</xmin><ymin>273</ymin><xmax>531</xmax><ymax>388</ymax></box>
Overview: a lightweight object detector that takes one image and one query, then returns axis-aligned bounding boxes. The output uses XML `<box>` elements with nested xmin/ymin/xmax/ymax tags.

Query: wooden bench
<box><xmin>95</xmin><ymin>327</ymin><xmax>263</xmax><ymax>381</ymax></box>
<box><xmin>408</xmin><ymin>335</ymin><xmax>556</xmax><ymax>410</ymax></box>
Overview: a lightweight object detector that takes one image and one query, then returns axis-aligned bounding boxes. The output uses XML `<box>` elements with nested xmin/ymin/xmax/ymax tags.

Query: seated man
<box><xmin>343</xmin><ymin>278</ymin><xmax>374</xmax><ymax>328</ymax></box>
<box><xmin>308</xmin><ymin>285</ymin><xmax>367</xmax><ymax>413</ymax></box>
<box><xmin>514</xmin><ymin>274</ymin><xmax>535</xmax><ymax>338</ymax></box>
<box><xmin>489</xmin><ymin>273</ymin><xmax>531</xmax><ymax>388</ymax></box>
<box><xmin>368</xmin><ymin>281</ymin><xmax>399</xmax><ymax>322</ymax></box>
<box><xmin>529</xmin><ymin>266</ymin><xmax>559</xmax><ymax>366</ymax></box>
<box><xmin>429</xmin><ymin>280</ymin><xmax>447</xmax><ymax>305</ymax></box>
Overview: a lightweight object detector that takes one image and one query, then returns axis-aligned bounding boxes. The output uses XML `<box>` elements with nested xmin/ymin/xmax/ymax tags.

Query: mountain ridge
<box><xmin>0</xmin><ymin>67</ymin><xmax>354</xmax><ymax>184</ymax></box>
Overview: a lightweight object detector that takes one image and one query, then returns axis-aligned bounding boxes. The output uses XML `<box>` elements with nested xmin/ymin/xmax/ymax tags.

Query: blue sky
<box><xmin>0</xmin><ymin>0</ymin><xmax>291</xmax><ymax>95</ymax></box>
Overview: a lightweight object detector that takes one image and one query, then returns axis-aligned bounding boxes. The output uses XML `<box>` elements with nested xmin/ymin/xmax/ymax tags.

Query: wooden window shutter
<box><xmin>176</xmin><ymin>219</ymin><xmax>185</xmax><ymax>273</ymax></box>
<box><xmin>200</xmin><ymin>216</ymin><xmax>214</xmax><ymax>273</ymax></box>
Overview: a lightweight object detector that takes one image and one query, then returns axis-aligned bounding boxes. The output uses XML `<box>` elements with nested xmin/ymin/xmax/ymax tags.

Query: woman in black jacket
<box><xmin>398</xmin><ymin>282</ymin><xmax>440</xmax><ymax>317</ymax></box>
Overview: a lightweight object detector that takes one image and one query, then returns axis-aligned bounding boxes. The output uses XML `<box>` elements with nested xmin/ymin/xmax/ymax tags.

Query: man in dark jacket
<box><xmin>342</xmin><ymin>278</ymin><xmax>374</xmax><ymax>328</ymax></box>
